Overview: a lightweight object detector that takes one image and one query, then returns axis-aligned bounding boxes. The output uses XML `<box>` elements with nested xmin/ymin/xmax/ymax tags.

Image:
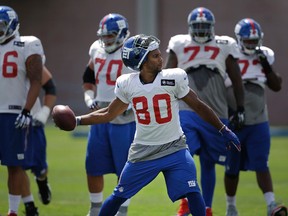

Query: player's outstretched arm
<box><xmin>181</xmin><ymin>89</ymin><xmax>241</xmax><ymax>151</ymax></box>
<box><xmin>77</xmin><ymin>97</ymin><xmax>129</xmax><ymax>125</ymax></box>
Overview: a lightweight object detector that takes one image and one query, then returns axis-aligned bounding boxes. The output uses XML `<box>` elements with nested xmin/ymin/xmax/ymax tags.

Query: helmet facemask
<box><xmin>239</xmin><ymin>37</ymin><xmax>262</xmax><ymax>55</ymax></box>
<box><xmin>189</xmin><ymin>21</ymin><xmax>214</xmax><ymax>44</ymax></box>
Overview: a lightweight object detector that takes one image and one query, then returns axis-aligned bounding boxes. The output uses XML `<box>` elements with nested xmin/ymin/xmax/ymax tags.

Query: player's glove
<box><xmin>219</xmin><ymin>125</ymin><xmax>241</xmax><ymax>152</ymax></box>
<box><xmin>229</xmin><ymin>106</ymin><xmax>245</xmax><ymax>131</ymax></box>
<box><xmin>32</xmin><ymin>105</ymin><xmax>51</xmax><ymax>127</ymax></box>
<box><xmin>84</xmin><ymin>90</ymin><xmax>99</xmax><ymax>110</ymax></box>
<box><xmin>15</xmin><ymin>109</ymin><xmax>32</xmax><ymax>129</ymax></box>
<box><xmin>255</xmin><ymin>47</ymin><xmax>273</xmax><ymax>74</ymax></box>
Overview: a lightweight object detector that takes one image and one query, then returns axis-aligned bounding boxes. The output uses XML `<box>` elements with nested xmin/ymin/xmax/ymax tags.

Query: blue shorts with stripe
<box><xmin>23</xmin><ymin>125</ymin><xmax>48</xmax><ymax>177</ymax></box>
<box><xmin>86</xmin><ymin>121</ymin><xmax>136</xmax><ymax>176</ymax></box>
<box><xmin>179</xmin><ymin>110</ymin><xmax>228</xmax><ymax>165</ymax></box>
<box><xmin>0</xmin><ymin>114</ymin><xmax>31</xmax><ymax>166</ymax></box>
<box><xmin>113</xmin><ymin>149</ymin><xmax>201</xmax><ymax>202</ymax></box>
<box><xmin>226</xmin><ymin>122</ymin><xmax>270</xmax><ymax>175</ymax></box>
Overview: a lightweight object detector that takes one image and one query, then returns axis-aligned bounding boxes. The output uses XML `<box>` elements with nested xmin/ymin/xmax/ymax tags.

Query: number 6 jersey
<box><xmin>0</xmin><ymin>35</ymin><xmax>45</xmax><ymax>114</ymax></box>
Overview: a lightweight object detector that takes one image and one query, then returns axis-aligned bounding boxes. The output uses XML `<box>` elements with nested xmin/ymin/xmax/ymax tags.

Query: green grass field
<box><xmin>0</xmin><ymin>125</ymin><xmax>287</xmax><ymax>216</ymax></box>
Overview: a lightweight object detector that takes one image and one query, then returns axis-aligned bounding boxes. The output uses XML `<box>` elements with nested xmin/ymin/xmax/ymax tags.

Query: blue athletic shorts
<box><xmin>23</xmin><ymin>125</ymin><xmax>48</xmax><ymax>177</ymax></box>
<box><xmin>179</xmin><ymin>110</ymin><xmax>228</xmax><ymax>165</ymax></box>
<box><xmin>86</xmin><ymin>121</ymin><xmax>136</xmax><ymax>176</ymax></box>
<box><xmin>112</xmin><ymin>149</ymin><xmax>201</xmax><ymax>202</ymax></box>
<box><xmin>226</xmin><ymin>122</ymin><xmax>270</xmax><ymax>175</ymax></box>
<box><xmin>0</xmin><ymin>114</ymin><xmax>31</xmax><ymax>166</ymax></box>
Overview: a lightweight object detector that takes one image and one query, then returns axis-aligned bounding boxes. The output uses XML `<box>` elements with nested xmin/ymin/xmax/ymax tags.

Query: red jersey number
<box><xmin>94</xmin><ymin>58</ymin><xmax>123</xmax><ymax>85</ymax></box>
<box><xmin>132</xmin><ymin>93</ymin><xmax>172</xmax><ymax>125</ymax></box>
<box><xmin>2</xmin><ymin>51</ymin><xmax>18</xmax><ymax>78</ymax></box>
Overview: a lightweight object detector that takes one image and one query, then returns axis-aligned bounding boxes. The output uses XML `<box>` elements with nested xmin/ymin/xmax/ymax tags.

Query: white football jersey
<box><xmin>0</xmin><ymin>35</ymin><xmax>45</xmax><ymax>114</ymax></box>
<box><xmin>225</xmin><ymin>46</ymin><xmax>274</xmax><ymax>89</ymax></box>
<box><xmin>115</xmin><ymin>68</ymin><xmax>189</xmax><ymax>145</ymax></box>
<box><xmin>167</xmin><ymin>34</ymin><xmax>239</xmax><ymax>77</ymax></box>
<box><xmin>89</xmin><ymin>40</ymin><xmax>132</xmax><ymax>102</ymax></box>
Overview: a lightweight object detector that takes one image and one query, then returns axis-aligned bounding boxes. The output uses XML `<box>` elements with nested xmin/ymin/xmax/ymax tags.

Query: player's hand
<box><xmin>219</xmin><ymin>125</ymin><xmax>241</xmax><ymax>152</ymax></box>
<box><xmin>33</xmin><ymin>105</ymin><xmax>51</xmax><ymax>126</ymax></box>
<box><xmin>255</xmin><ymin>47</ymin><xmax>273</xmax><ymax>75</ymax></box>
<box><xmin>229</xmin><ymin>107</ymin><xmax>245</xmax><ymax>131</ymax></box>
<box><xmin>255</xmin><ymin>47</ymin><xmax>267</xmax><ymax>61</ymax></box>
<box><xmin>15</xmin><ymin>109</ymin><xmax>32</xmax><ymax>129</ymax></box>
<box><xmin>86</xmin><ymin>99</ymin><xmax>99</xmax><ymax>110</ymax></box>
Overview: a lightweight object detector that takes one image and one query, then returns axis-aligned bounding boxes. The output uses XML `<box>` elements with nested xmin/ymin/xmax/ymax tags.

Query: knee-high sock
<box><xmin>200</xmin><ymin>157</ymin><xmax>216</xmax><ymax>207</ymax></box>
<box><xmin>186</xmin><ymin>192</ymin><xmax>206</xmax><ymax>216</ymax></box>
<box><xmin>98</xmin><ymin>195</ymin><xmax>127</xmax><ymax>216</ymax></box>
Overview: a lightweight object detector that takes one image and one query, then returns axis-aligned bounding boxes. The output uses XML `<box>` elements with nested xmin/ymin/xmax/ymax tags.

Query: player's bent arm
<box><xmin>165</xmin><ymin>50</ymin><xmax>178</xmax><ymax>69</ymax></box>
<box><xmin>226</xmin><ymin>55</ymin><xmax>245</xmax><ymax>108</ymax></box>
<box><xmin>265</xmin><ymin>69</ymin><xmax>282</xmax><ymax>92</ymax></box>
<box><xmin>25</xmin><ymin>54</ymin><xmax>43</xmax><ymax>111</ymax></box>
<box><xmin>77</xmin><ymin>97</ymin><xmax>128</xmax><ymax>125</ymax></box>
<box><xmin>181</xmin><ymin>89</ymin><xmax>224</xmax><ymax>131</ymax></box>
<box><xmin>42</xmin><ymin>66</ymin><xmax>57</xmax><ymax>109</ymax></box>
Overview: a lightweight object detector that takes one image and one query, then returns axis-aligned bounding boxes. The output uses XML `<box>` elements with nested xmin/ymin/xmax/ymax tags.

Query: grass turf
<box><xmin>0</xmin><ymin>125</ymin><xmax>287</xmax><ymax>215</ymax></box>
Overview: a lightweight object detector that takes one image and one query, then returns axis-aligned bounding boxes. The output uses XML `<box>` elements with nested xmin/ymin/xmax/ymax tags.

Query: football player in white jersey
<box><xmin>165</xmin><ymin>7</ymin><xmax>245</xmax><ymax>216</ymax></box>
<box><xmin>81</xmin><ymin>13</ymin><xmax>135</xmax><ymax>216</ymax></box>
<box><xmin>21</xmin><ymin>66</ymin><xmax>56</xmax><ymax>214</ymax></box>
<box><xmin>70</xmin><ymin>34</ymin><xmax>241</xmax><ymax>216</ymax></box>
<box><xmin>0</xmin><ymin>6</ymin><xmax>44</xmax><ymax>216</ymax></box>
<box><xmin>224</xmin><ymin>18</ymin><xmax>287</xmax><ymax>216</ymax></box>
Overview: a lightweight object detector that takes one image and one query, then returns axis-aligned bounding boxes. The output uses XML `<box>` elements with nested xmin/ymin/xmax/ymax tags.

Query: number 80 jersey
<box><xmin>115</xmin><ymin>68</ymin><xmax>190</xmax><ymax>145</ymax></box>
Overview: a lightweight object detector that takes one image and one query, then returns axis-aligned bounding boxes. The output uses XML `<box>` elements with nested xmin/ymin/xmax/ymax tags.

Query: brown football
<box><xmin>52</xmin><ymin>105</ymin><xmax>76</xmax><ymax>131</ymax></box>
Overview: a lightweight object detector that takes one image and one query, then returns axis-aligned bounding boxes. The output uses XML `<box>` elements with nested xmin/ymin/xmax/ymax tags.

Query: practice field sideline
<box><xmin>0</xmin><ymin>125</ymin><xmax>287</xmax><ymax>216</ymax></box>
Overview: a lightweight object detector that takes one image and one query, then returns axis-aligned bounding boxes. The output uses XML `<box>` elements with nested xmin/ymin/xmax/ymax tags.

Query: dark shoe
<box><xmin>25</xmin><ymin>202</ymin><xmax>39</xmax><ymax>216</ymax></box>
<box><xmin>36</xmin><ymin>177</ymin><xmax>51</xmax><ymax>205</ymax></box>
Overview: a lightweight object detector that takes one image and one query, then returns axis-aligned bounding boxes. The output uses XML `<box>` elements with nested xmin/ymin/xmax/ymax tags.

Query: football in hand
<box><xmin>52</xmin><ymin>105</ymin><xmax>76</xmax><ymax>131</ymax></box>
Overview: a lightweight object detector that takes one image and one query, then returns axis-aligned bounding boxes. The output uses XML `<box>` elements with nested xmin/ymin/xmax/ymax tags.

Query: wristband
<box><xmin>76</xmin><ymin>116</ymin><xmax>82</xmax><ymax>126</ymax></box>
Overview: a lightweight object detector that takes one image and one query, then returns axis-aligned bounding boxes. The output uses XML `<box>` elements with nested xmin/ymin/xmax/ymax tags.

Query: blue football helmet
<box><xmin>234</xmin><ymin>18</ymin><xmax>264</xmax><ymax>55</ymax></box>
<box><xmin>121</xmin><ymin>34</ymin><xmax>160</xmax><ymax>71</ymax></box>
<box><xmin>97</xmin><ymin>13</ymin><xmax>130</xmax><ymax>53</ymax></box>
<box><xmin>187</xmin><ymin>7</ymin><xmax>215</xmax><ymax>44</ymax></box>
<box><xmin>0</xmin><ymin>6</ymin><xmax>19</xmax><ymax>44</ymax></box>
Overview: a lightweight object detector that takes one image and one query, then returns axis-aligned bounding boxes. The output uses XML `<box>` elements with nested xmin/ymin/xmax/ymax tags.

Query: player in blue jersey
<box><xmin>69</xmin><ymin>34</ymin><xmax>241</xmax><ymax>216</ymax></box>
<box><xmin>81</xmin><ymin>13</ymin><xmax>135</xmax><ymax>216</ymax></box>
<box><xmin>224</xmin><ymin>18</ymin><xmax>287</xmax><ymax>216</ymax></box>
<box><xmin>165</xmin><ymin>7</ymin><xmax>245</xmax><ymax>216</ymax></box>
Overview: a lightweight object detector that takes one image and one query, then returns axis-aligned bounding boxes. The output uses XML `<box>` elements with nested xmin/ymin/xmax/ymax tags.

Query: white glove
<box><xmin>15</xmin><ymin>109</ymin><xmax>32</xmax><ymax>129</ymax></box>
<box><xmin>33</xmin><ymin>105</ymin><xmax>51</xmax><ymax>126</ymax></box>
<box><xmin>84</xmin><ymin>90</ymin><xmax>98</xmax><ymax>110</ymax></box>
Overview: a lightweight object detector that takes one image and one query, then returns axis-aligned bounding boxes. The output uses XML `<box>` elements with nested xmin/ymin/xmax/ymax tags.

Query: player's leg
<box><xmin>99</xmin><ymin>157</ymin><xmax>161</xmax><ymax>215</ymax></box>
<box><xmin>164</xmin><ymin>148</ymin><xmax>205</xmax><ymax>216</ymax></box>
<box><xmin>176</xmin><ymin>111</ymin><xmax>201</xmax><ymax>216</ymax></box>
<box><xmin>30</xmin><ymin>125</ymin><xmax>51</xmax><ymax>205</ymax></box>
<box><xmin>249</xmin><ymin>123</ymin><xmax>287</xmax><ymax>215</ymax></box>
<box><xmin>21</xmin><ymin>171</ymin><xmax>39</xmax><ymax>216</ymax></box>
<box><xmin>109</xmin><ymin>122</ymin><xmax>135</xmax><ymax>216</ymax></box>
<box><xmin>86</xmin><ymin>124</ymin><xmax>112</xmax><ymax>216</ymax></box>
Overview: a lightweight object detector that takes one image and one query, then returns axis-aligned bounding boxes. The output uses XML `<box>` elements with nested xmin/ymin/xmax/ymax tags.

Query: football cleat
<box><xmin>36</xmin><ymin>177</ymin><xmax>52</xmax><ymax>205</ymax></box>
<box><xmin>176</xmin><ymin>198</ymin><xmax>190</xmax><ymax>216</ymax></box>
<box><xmin>268</xmin><ymin>201</ymin><xmax>287</xmax><ymax>216</ymax></box>
<box><xmin>7</xmin><ymin>213</ymin><xmax>17</xmax><ymax>216</ymax></box>
<box><xmin>226</xmin><ymin>205</ymin><xmax>238</xmax><ymax>216</ymax></box>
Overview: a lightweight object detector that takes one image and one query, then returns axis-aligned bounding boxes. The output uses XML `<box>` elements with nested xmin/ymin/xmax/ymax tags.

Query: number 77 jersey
<box><xmin>167</xmin><ymin>34</ymin><xmax>239</xmax><ymax>78</ymax></box>
<box><xmin>115</xmin><ymin>68</ymin><xmax>190</xmax><ymax>146</ymax></box>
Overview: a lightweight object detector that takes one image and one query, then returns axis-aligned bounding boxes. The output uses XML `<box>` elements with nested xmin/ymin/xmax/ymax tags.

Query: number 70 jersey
<box><xmin>115</xmin><ymin>68</ymin><xmax>190</xmax><ymax>145</ymax></box>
